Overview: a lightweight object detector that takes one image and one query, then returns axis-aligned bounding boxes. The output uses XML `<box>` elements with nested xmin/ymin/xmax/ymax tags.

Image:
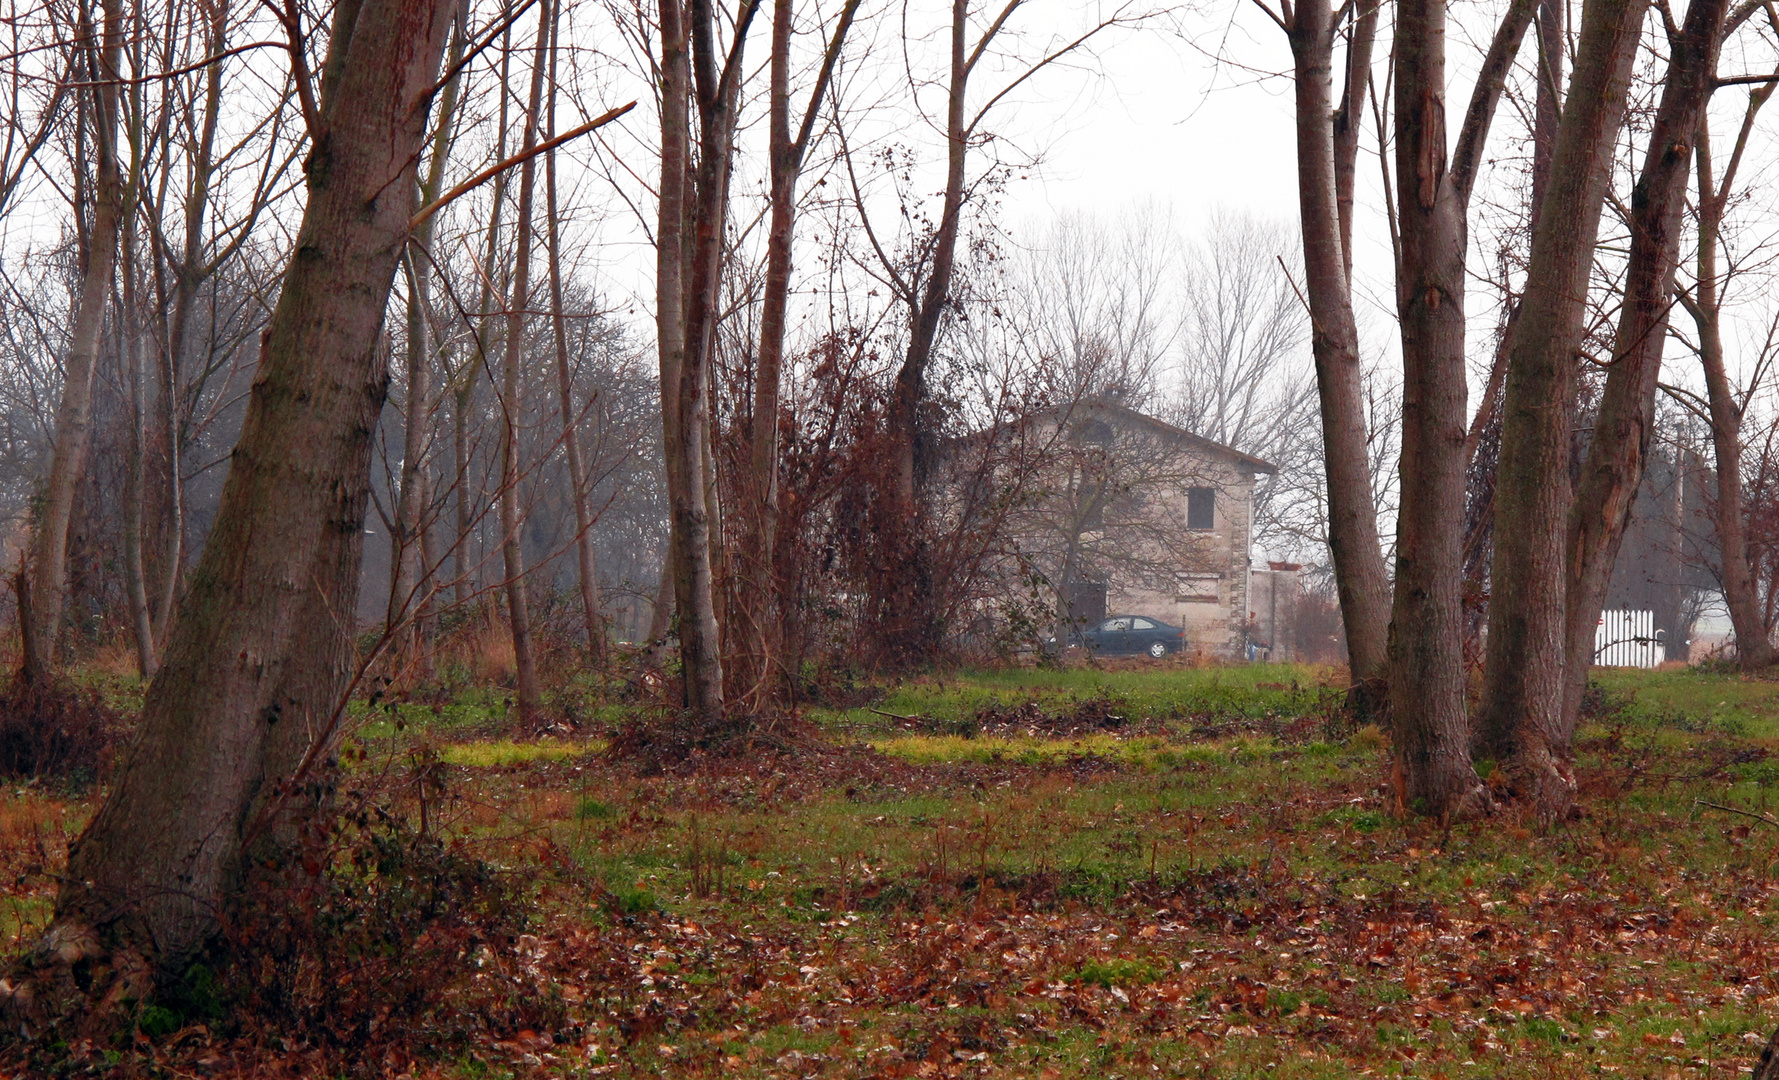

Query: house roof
<box><xmin>1037</xmin><ymin>396</ymin><xmax>1279</xmax><ymax>475</ymax></box>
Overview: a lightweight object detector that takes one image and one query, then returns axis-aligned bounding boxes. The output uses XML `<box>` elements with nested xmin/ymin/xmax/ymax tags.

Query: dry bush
<box><xmin>0</xmin><ymin>673</ymin><xmax>126</xmax><ymax>784</ymax></box>
<box><xmin>209</xmin><ymin>762</ymin><xmax>557</xmax><ymax>1060</ymax></box>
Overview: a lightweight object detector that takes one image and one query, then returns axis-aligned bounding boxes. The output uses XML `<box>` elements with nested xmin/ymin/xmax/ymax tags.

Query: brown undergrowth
<box><xmin>6</xmin><ymin>671</ymin><xmax>1779</xmax><ymax>1077</ymax></box>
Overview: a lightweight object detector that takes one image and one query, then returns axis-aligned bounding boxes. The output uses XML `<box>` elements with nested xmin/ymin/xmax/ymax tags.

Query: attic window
<box><xmin>1068</xmin><ymin>419</ymin><xmax>1116</xmax><ymax>448</ymax></box>
<box><xmin>1186</xmin><ymin>487</ymin><xmax>1215</xmax><ymax>530</ymax></box>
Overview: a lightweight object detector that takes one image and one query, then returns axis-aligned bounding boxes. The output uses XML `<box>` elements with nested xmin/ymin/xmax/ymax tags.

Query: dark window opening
<box><xmin>1187</xmin><ymin>487</ymin><xmax>1215</xmax><ymax>530</ymax></box>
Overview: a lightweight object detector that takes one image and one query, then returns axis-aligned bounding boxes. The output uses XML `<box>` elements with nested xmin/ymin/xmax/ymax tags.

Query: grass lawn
<box><xmin>1592</xmin><ymin>663</ymin><xmax>1779</xmax><ymax>738</ymax></box>
<box><xmin>11</xmin><ymin>660</ymin><xmax>1779</xmax><ymax>1077</ymax></box>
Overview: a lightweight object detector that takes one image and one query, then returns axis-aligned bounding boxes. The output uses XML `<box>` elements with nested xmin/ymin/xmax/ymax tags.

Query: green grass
<box><xmin>436</xmin><ymin>737</ymin><xmax>602</xmax><ymax>767</ymax></box>
<box><xmin>810</xmin><ymin>661</ymin><xmax>1343</xmax><ymax>733</ymax></box>
<box><xmin>1592</xmin><ymin>665</ymin><xmax>1779</xmax><ymax>737</ymax></box>
<box><xmin>32</xmin><ymin>660</ymin><xmax>1779</xmax><ymax>1079</ymax></box>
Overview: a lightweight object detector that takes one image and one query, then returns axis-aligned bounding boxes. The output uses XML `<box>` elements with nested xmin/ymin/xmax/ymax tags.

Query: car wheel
<box><xmin>1147</xmin><ymin>640</ymin><xmax>1168</xmax><ymax>658</ymax></box>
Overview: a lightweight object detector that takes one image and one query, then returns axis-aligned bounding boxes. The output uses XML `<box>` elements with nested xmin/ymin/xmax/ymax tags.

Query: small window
<box><xmin>1177</xmin><ymin>573</ymin><xmax>1220</xmax><ymax>603</ymax></box>
<box><xmin>1130</xmin><ymin>617</ymin><xmax>1156</xmax><ymax>630</ymax></box>
<box><xmin>1100</xmin><ymin>617</ymin><xmax>1131</xmax><ymax>633</ymax></box>
<box><xmin>1186</xmin><ymin>487</ymin><xmax>1215</xmax><ymax>530</ymax></box>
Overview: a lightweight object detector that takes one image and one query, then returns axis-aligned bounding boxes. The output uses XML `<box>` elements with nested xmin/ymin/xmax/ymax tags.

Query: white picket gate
<box><xmin>1594</xmin><ymin>609</ymin><xmax>1662</xmax><ymax>668</ymax></box>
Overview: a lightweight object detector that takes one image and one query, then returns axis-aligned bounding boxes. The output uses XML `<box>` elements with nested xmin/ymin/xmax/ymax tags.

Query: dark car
<box><xmin>1075</xmin><ymin>615</ymin><xmax>1187</xmax><ymax>658</ymax></box>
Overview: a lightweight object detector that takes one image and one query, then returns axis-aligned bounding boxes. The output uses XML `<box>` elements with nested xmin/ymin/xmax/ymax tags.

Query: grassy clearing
<box><xmin>1593</xmin><ymin>664</ymin><xmax>1779</xmax><ymax>738</ymax></box>
<box><xmin>435</xmin><ymin>736</ymin><xmax>604</xmax><ymax>767</ymax></box>
<box><xmin>16</xmin><ymin>662</ymin><xmax>1779</xmax><ymax>1078</ymax></box>
<box><xmin>809</xmin><ymin>661</ymin><xmax>1345</xmax><ymax>735</ymax></box>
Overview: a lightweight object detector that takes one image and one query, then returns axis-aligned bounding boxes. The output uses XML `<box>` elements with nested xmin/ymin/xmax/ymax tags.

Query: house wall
<box><xmin>1247</xmin><ymin>566</ymin><xmax>1300</xmax><ymax>662</ymax></box>
<box><xmin>1106</xmin><ymin>459</ymin><xmax>1256</xmax><ymax>658</ymax></box>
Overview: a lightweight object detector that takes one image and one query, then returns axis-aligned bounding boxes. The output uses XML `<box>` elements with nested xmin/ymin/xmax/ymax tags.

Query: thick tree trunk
<box><xmin>23</xmin><ymin>0</ymin><xmax>123</xmax><ymax>678</ymax></box>
<box><xmin>1388</xmin><ymin>0</ymin><xmax>1533</xmax><ymax>818</ymax></box>
<box><xmin>1561</xmin><ymin>0</ymin><xmax>1727</xmax><ymax>749</ymax></box>
<box><xmin>1286</xmin><ymin>0</ymin><xmax>1391</xmax><ymax>691</ymax></box>
<box><xmin>1477</xmin><ymin>0</ymin><xmax>1648</xmax><ymax>822</ymax></box>
<box><xmin>497</xmin><ymin>0</ymin><xmax>551</xmax><ymax>727</ymax></box>
<box><xmin>47</xmin><ymin>0</ymin><xmax>454</xmax><ymax>968</ymax></box>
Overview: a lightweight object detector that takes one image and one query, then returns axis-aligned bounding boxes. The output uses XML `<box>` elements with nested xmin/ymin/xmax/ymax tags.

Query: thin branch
<box><xmin>410</xmin><ymin>100</ymin><xmax>636</xmax><ymax>229</ymax></box>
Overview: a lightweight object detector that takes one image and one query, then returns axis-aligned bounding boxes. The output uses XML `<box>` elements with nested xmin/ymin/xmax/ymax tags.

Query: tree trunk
<box><xmin>1692</xmin><ymin>92</ymin><xmax>1777</xmax><ymax>669</ymax></box>
<box><xmin>1561</xmin><ymin>0</ymin><xmax>1727</xmax><ymax>747</ymax></box>
<box><xmin>544</xmin><ymin>3</ymin><xmax>605</xmax><ymax>662</ymax></box>
<box><xmin>655</xmin><ymin>0</ymin><xmax>757</xmax><ymax>723</ymax></box>
<box><xmin>878</xmin><ymin>0</ymin><xmax>969</xmax><ymax>668</ymax></box>
<box><xmin>388</xmin><ymin>10</ymin><xmax>465</xmax><ymax>675</ymax></box>
<box><xmin>1286</xmin><ymin>0</ymin><xmax>1392</xmax><ymax>692</ymax></box>
<box><xmin>497</xmin><ymin>0</ymin><xmax>551</xmax><ymax>727</ymax></box>
<box><xmin>22</xmin><ymin>0</ymin><xmax>123</xmax><ymax>679</ymax></box>
<box><xmin>736</xmin><ymin>0</ymin><xmax>860</xmax><ymax>706</ymax></box>
<box><xmin>1477</xmin><ymin>0</ymin><xmax>1648</xmax><ymax>822</ymax></box>
<box><xmin>121</xmin><ymin>224</ymin><xmax>157</xmax><ymax>678</ymax></box>
<box><xmin>1388</xmin><ymin>0</ymin><xmax>1533</xmax><ymax>819</ymax></box>
<box><xmin>48</xmin><ymin>0</ymin><xmax>455</xmax><ymax>970</ymax></box>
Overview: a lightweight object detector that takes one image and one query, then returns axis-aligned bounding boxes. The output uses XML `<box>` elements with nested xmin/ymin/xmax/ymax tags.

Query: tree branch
<box><xmin>410</xmin><ymin>101</ymin><xmax>635</xmax><ymax>229</ymax></box>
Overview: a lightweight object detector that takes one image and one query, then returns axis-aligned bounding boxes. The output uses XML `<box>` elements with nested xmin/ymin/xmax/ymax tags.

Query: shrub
<box><xmin>217</xmin><ymin>773</ymin><xmax>558</xmax><ymax>1055</ymax></box>
<box><xmin>0</xmin><ymin>673</ymin><xmax>126</xmax><ymax>785</ymax></box>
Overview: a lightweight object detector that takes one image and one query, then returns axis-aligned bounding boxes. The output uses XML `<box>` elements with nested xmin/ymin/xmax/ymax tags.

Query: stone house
<box><xmin>989</xmin><ymin>397</ymin><xmax>1275</xmax><ymax>658</ymax></box>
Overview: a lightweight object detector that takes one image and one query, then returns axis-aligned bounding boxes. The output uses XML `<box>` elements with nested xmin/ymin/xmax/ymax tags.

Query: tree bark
<box><xmin>1477</xmin><ymin>0</ymin><xmax>1648</xmax><ymax>822</ymax></box>
<box><xmin>1388</xmin><ymin>0</ymin><xmax>1534</xmax><ymax>819</ymax></box>
<box><xmin>497</xmin><ymin>0</ymin><xmax>551</xmax><ymax>727</ymax></box>
<box><xmin>22</xmin><ymin>0</ymin><xmax>123</xmax><ymax>679</ymax></box>
<box><xmin>655</xmin><ymin>0</ymin><xmax>758</xmax><ymax>723</ymax></box>
<box><xmin>1561</xmin><ymin>0</ymin><xmax>1727</xmax><ymax>751</ymax></box>
<box><xmin>1285</xmin><ymin>0</ymin><xmax>1392</xmax><ymax>693</ymax></box>
<box><xmin>48</xmin><ymin>0</ymin><xmax>455</xmax><ymax>967</ymax></box>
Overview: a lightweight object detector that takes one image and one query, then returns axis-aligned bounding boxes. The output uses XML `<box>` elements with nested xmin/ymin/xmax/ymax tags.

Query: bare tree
<box><xmin>545</xmin><ymin>1</ymin><xmax>607</xmax><ymax>661</ymax></box>
<box><xmin>1477</xmin><ymin>0</ymin><xmax>1650</xmax><ymax>822</ymax></box>
<box><xmin>1388</xmin><ymin>0</ymin><xmax>1534</xmax><ymax>819</ymax></box>
<box><xmin>388</xmin><ymin>5</ymin><xmax>469</xmax><ymax>675</ymax></box>
<box><xmin>656</xmin><ymin>0</ymin><xmax>761</xmax><ymax>722</ymax></box>
<box><xmin>1680</xmin><ymin>34</ymin><xmax>1779</xmax><ymax>669</ymax></box>
<box><xmin>845</xmin><ymin>0</ymin><xmax>1152</xmax><ymax>667</ymax></box>
<box><xmin>1561</xmin><ymin>0</ymin><xmax>1736</xmax><ymax>761</ymax></box>
<box><xmin>496</xmin><ymin>0</ymin><xmax>554</xmax><ymax>726</ymax></box>
<box><xmin>1268</xmin><ymin>0</ymin><xmax>1392</xmax><ymax>696</ymax></box>
<box><xmin>21</xmin><ymin>0</ymin><xmax>124</xmax><ymax>680</ymax></box>
<box><xmin>733</xmin><ymin>0</ymin><xmax>862</xmax><ymax>708</ymax></box>
<box><xmin>39</xmin><ymin>0</ymin><xmax>457</xmax><ymax>988</ymax></box>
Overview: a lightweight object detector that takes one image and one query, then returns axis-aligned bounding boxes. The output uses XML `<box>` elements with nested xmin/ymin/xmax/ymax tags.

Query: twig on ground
<box><xmin>1694</xmin><ymin>799</ymin><xmax>1779</xmax><ymax>829</ymax></box>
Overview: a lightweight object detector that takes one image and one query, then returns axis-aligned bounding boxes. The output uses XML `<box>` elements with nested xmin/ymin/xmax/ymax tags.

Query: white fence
<box><xmin>1595</xmin><ymin>609</ymin><xmax>1662</xmax><ymax>668</ymax></box>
